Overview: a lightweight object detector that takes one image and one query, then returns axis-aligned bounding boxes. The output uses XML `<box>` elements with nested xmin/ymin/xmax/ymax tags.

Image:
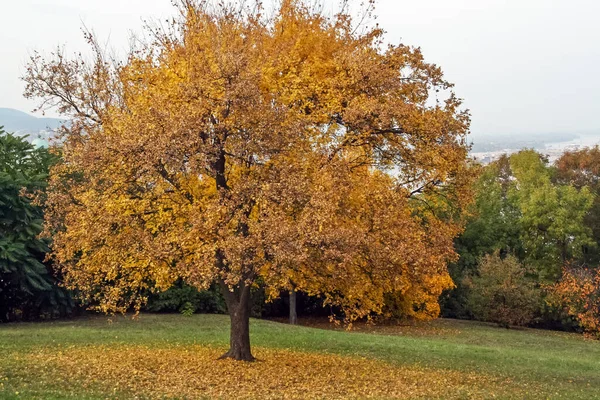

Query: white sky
<box><xmin>1</xmin><ymin>0</ymin><xmax>599</xmax><ymax>136</ymax></box>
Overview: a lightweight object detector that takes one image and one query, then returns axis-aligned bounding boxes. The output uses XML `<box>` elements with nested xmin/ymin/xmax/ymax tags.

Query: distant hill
<box><xmin>0</xmin><ymin>108</ymin><xmax>65</xmax><ymax>133</ymax></box>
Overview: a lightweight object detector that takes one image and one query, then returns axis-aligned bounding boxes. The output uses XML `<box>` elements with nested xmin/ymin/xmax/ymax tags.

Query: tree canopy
<box><xmin>24</xmin><ymin>0</ymin><xmax>473</xmax><ymax>360</ymax></box>
<box><xmin>444</xmin><ymin>150</ymin><xmax>596</xmax><ymax>326</ymax></box>
<box><xmin>509</xmin><ymin>151</ymin><xmax>593</xmax><ymax>279</ymax></box>
<box><xmin>555</xmin><ymin>146</ymin><xmax>600</xmax><ymax>264</ymax></box>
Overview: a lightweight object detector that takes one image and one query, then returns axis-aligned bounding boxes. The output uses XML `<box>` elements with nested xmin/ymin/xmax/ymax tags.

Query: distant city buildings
<box><xmin>470</xmin><ymin>142</ymin><xmax>597</xmax><ymax>165</ymax></box>
<box><xmin>14</xmin><ymin>129</ymin><xmax>54</xmax><ymax>148</ymax></box>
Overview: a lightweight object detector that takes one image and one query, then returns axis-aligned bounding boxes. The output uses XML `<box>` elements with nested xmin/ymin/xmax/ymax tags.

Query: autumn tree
<box><xmin>24</xmin><ymin>0</ymin><xmax>472</xmax><ymax>360</ymax></box>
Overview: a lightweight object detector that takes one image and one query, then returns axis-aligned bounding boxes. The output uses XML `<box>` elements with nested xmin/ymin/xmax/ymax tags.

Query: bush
<box><xmin>552</xmin><ymin>266</ymin><xmax>600</xmax><ymax>338</ymax></box>
<box><xmin>465</xmin><ymin>253</ymin><xmax>539</xmax><ymax>327</ymax></box>
<box><xmin>145</xmin><ymin>281</ymin><xmax>226</xmax><ymax>315</ymax></box>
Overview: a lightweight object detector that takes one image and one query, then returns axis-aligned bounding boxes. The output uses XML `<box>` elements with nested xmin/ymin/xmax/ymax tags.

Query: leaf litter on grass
<box><xmin>16</xmin><ymin>344</ymin><xmax>545</xmax><ymax>399</ymax></box>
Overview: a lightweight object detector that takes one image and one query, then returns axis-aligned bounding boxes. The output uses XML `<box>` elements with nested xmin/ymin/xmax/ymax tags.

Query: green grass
<box><xmin>1</xmin><ymin>314</ymin><xmax>599</xmax><ymax>399</ymax></box>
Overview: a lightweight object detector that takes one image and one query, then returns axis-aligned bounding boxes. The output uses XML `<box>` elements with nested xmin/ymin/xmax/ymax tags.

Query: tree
<box><xmin>456</xmin><ymin>159</ymin><xmax>520</xmax><ymax>266</ymax></box>
<box><xmin>555</xmin><ymin>147</ymin><xmax>600</xmax><ymax>264</ymax></box>
<box><xmin>509</xmin><ymin>150</ymin><xmax>594</xmax><ymax>280</ymax></box>
<box><xmin>0</xmin><ymin>128</ymin><xmax>71</xmax><ymax>321</ymax></box>
<box><xmin>465</xmin><ymin>252</ymin><xmax>539</xmax><ymax>328</ymax></box>
<box><xmin>24</xmin><ymin>0</ymin><xmax>472</xmax><ymax>360</ymax></box>
<box><xmin>443</xmin><ymin>157</ymin><xmax>521</xmax><ymax>318</ymax></box>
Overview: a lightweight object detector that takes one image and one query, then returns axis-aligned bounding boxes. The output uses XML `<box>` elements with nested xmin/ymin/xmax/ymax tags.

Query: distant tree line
<box><xmin>442</xmin><ymin>149</ymin><xmax>600</xmax><ymax>336</ymax></box>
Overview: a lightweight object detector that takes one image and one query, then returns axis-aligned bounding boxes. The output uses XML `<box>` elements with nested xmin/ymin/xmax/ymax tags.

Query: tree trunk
<box><xmin>218</xmin><ymin>280</ymin><xmax>255</xmax><ymax>361</ymax></box>
<box><xmin>221</xmin><ymin>302</ymin><xmax>254</xmax><ymax>361</ymax></box>
<box><xmin>289</xmin><ymin>289</ymin><xmax>298</xmax><ymax>325</ymax></box>
<box><xmin>212</xmin><ymin>141</ymin><xmax>254</xmax><ymax>361</ymax></box>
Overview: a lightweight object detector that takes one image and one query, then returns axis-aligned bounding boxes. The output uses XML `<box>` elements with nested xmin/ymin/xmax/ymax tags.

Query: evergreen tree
<box><xmin>0</xmin><ymin>127</ymin><xmax>71</xmax><ymax>321</ymax></box>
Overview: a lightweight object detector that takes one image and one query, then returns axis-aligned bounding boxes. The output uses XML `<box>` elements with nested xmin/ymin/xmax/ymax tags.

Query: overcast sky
<box><xmin>1</xmin><ymin>0</ymin><xmax>599</xmax><ymax>136</ymax></box>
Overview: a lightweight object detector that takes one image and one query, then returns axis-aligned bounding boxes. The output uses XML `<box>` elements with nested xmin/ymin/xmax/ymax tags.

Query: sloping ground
<box><xmin>0</xmin><ymin>314</ymin><xmax>599</xmax><ymax>399</ymax></box>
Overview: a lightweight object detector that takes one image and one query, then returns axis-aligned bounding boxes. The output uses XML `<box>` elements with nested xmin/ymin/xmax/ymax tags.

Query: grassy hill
<box><xmin>1</xmin><ymin>315</ymin><xmax>599</xmax><ymax>399</ymax></box>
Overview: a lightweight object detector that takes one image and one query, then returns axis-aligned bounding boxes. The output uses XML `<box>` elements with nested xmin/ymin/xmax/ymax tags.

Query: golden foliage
<box><xmin>24</xmin><ymin>0</ymin><xmax>474</xmax><ymax>356</ymax></box>
<box><xmin>22</xmin><ymin>345</ymin><xmax>519</xmax><ymax>399</ymax></box>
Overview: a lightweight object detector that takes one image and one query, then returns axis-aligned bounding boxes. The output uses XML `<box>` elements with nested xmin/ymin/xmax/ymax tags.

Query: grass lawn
<box><xmin>1</xmin><ymin>314</ymin><xmax>599</xmax><ymax>399</ymax></box>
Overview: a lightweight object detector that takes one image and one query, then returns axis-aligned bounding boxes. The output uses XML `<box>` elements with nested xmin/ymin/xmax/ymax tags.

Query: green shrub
<box><xmin>465</xmin><ymin>253</ymin><xmax>539</xmax><ymax>327</ymax></box>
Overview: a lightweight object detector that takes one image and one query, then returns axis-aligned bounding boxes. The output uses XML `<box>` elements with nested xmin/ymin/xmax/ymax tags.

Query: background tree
<box><xmin>0</xmin><ymin>127</ymin><xmax>71</xmax><ymax>321</ymax></box>
<box><xmin>465</xmin><ymin>252</ymin><xmax>539</xmax><ymax>328</ymax></box>
<box><xmin>289</xmin><ymin>288</ymin><xmax>298</xmax><ymax>325</ymax></box>
<box><xmin>24</xmin><ymin>0</ymin><xmax>472</xmax><ymax>360</ymax></box>
<box><xmin>444</xmin><ymin>150</ymin><xmax>594</xmax><ymax>322</ymax></box>
<box><xmin>456</xmin><ymin>157</ymin><xmax>522</xmax><ymax>268</ymax></box>
<box><xmin>442</xmin><ymin>157</ymin><xmax>521</xmax><ymax>317</ymax></box>
<box><xmin>509</xmin><ymin>150</ymin><xmax>594</xmax><ymax>280</ymax></box>
<box><xmin>555</xmin><ymin>146</ymin><xmax>600</xmax><ymax>264</ymax></box>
